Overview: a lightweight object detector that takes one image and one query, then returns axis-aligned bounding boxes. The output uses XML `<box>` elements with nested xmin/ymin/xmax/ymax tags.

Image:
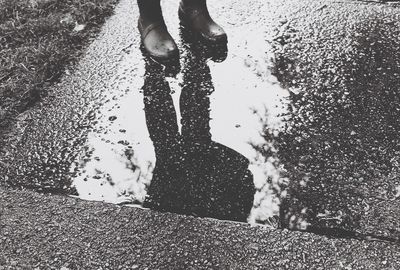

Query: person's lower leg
<box><xmin>137</xmin><ymin>0</ymin><xmax>163</xmax><ymax>26</ymax></box>
<box><xmin>181</xmin><ymin>0</ymin><xmax>207</xmax><ymax>9</ymax></box>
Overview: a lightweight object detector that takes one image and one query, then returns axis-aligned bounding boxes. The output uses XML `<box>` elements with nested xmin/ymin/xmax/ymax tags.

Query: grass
<box><xmin>0</xmin><ymin>0</ymin><xmax>119</xmax><ymax>148</ymax></box>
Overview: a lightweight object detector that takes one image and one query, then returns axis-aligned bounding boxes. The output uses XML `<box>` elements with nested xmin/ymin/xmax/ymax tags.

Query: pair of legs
<box><xmin>137</xmin><ymin>0</ymin><xmax>227</xmax><ymax>63</ymax></box>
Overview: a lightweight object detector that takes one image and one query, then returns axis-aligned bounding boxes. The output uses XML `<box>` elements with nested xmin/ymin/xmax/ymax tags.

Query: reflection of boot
<box><xmin>137</xmin><ymin>0</ymin><xmax>179</xmax><ymax>64</ymax></box>
<box><xmin>179</xmin><ymin>0</ymin><xmax>227</xmax><ymax>42</ymax></box>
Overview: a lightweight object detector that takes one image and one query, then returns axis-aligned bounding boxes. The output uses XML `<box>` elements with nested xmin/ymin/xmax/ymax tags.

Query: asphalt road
<box><xmin>1</xmin><ymin>187</ymin><xmax>400</xmax><ymax>269</ymax></box>
<box><xmin>1</xmin><ymin>0</ymin><xmax>400</xmax><ymax>244</ymax></box>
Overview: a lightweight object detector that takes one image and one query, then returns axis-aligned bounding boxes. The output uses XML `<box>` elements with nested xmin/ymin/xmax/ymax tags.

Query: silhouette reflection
<box><xmin>141</xmin><ymin>28</ymin><xmax>254</xmax><ymax>222</ymax></box>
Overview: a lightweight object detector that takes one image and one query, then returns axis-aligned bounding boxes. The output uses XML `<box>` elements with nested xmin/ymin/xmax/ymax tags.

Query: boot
<box><xmin>178</xmin><ymin>0</ymin><xmax>227</xmax><ymax>42</ymax></box>
<box><xmin>137</xmin><ymin>0</ymin><xmax>179</xmax><ymax>63</ymax></box>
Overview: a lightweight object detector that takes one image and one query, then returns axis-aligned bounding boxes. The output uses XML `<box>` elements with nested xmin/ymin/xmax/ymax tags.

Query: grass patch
<box><xmin>0</xmin><ymin>0</ymin><xmax>119</xmax><ymax>147</ymax></box>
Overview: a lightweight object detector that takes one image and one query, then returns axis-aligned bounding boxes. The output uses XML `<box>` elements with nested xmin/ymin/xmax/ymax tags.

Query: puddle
<box><xmin>70</xmin><ymin>27</ymin><xmax>289</xmax><ymax>223</ymax></box>
<box><xmin>69</xmin><ymin>14</ymin><xmax>400</xmax><ymax>233</ymax></box>
<box><xmin>71</xmin><ymin>51</ymin><xmax>152</xmax><ymax>205</ymax></box>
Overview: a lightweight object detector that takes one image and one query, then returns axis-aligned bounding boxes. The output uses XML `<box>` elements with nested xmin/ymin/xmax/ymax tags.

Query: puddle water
<box><xmin>71</xmin><ymin>51</ymin><xmax>152</xmax><ymax>205</ymax></box>
<box><xmin>71</xmin><ymin>27</ymin><xmax>289</xmax><ymax>223</ymax></box>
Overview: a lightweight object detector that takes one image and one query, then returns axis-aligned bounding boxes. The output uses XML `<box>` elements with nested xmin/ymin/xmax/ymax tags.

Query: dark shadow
<box><xmin>141</xmin><ymin>27</ymin><xmax>254</xmax><ymax>222</ymax></box>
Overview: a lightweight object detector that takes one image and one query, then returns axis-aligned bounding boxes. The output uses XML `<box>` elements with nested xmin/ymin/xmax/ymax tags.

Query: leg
<box><xmin>137</xmin><ymin>0</ymin><xmax>162</xmax><ymax>26</ymax></box>
<box><xmin>141</xmin><ymin>59</ymin><xmax>180</xmax><ymax>154</ymax></box>
<box><xmin>180</xmin><ymin>47</ymin><xmax>213</xmax><ymax>142</ymax></box>
<box><xmin>142</xmin><ymin>58</ymin><xmax>184</xmax><ymax>211</ymax></box>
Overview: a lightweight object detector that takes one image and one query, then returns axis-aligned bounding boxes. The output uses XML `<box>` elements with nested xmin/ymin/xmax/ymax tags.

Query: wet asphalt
<box><xmin>1</xmin><ymin>0</ymin><xmax>400</xmax><ymax>240</ymax></box>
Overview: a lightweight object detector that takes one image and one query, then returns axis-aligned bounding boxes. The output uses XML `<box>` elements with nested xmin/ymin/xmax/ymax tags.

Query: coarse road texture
<box><xmin>1</xmin><ymin>187</ymin><xmax>400</xmax><ymax>269</ymax></box>
<box><xmin>2</xmin><ymin>0</ymin><xmax>400</xmax><ymax>268</ymax></box>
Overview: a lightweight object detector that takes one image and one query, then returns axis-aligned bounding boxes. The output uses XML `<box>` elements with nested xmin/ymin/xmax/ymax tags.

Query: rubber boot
<box><xmin>137</xmin><ymin>0</ymin><xmax>179</xmax><ymax>64</ymax></box>
<box><xmin>178</xmin><ymin>0</ymin><xmax>227</xmax><ymax>42</ymax></box>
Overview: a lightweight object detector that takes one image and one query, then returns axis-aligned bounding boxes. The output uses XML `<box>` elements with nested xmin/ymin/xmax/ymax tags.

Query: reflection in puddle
<box><xmin>72</xmin><ymin>52</ymin><xmax>153</xmax><ymax>204</ymax></box>
<box><xmin>71</xmin><ymin>27</ymin><xmax>289</xmax><ymax>223</ymax></box>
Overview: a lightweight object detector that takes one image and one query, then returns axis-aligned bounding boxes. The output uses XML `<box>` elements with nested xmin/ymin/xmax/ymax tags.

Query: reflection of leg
<box><xmin>142</xmin><ymin>59</ymin><xmax>185</xmax><ymax>210</ymax></box>
<box><xmin>180</xmin><ymin>54</ymin><xmax>213</xmax><ymax>142</ymax></box>
<box><xmin>179</xmin><ymin>49</ymin><xmax>255</xmax><ymax>222</ymax></box>
<box><xmin>142</xmin><ymin>61</ymin><xmax>180</xmax><ymax>154</ymax></box>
